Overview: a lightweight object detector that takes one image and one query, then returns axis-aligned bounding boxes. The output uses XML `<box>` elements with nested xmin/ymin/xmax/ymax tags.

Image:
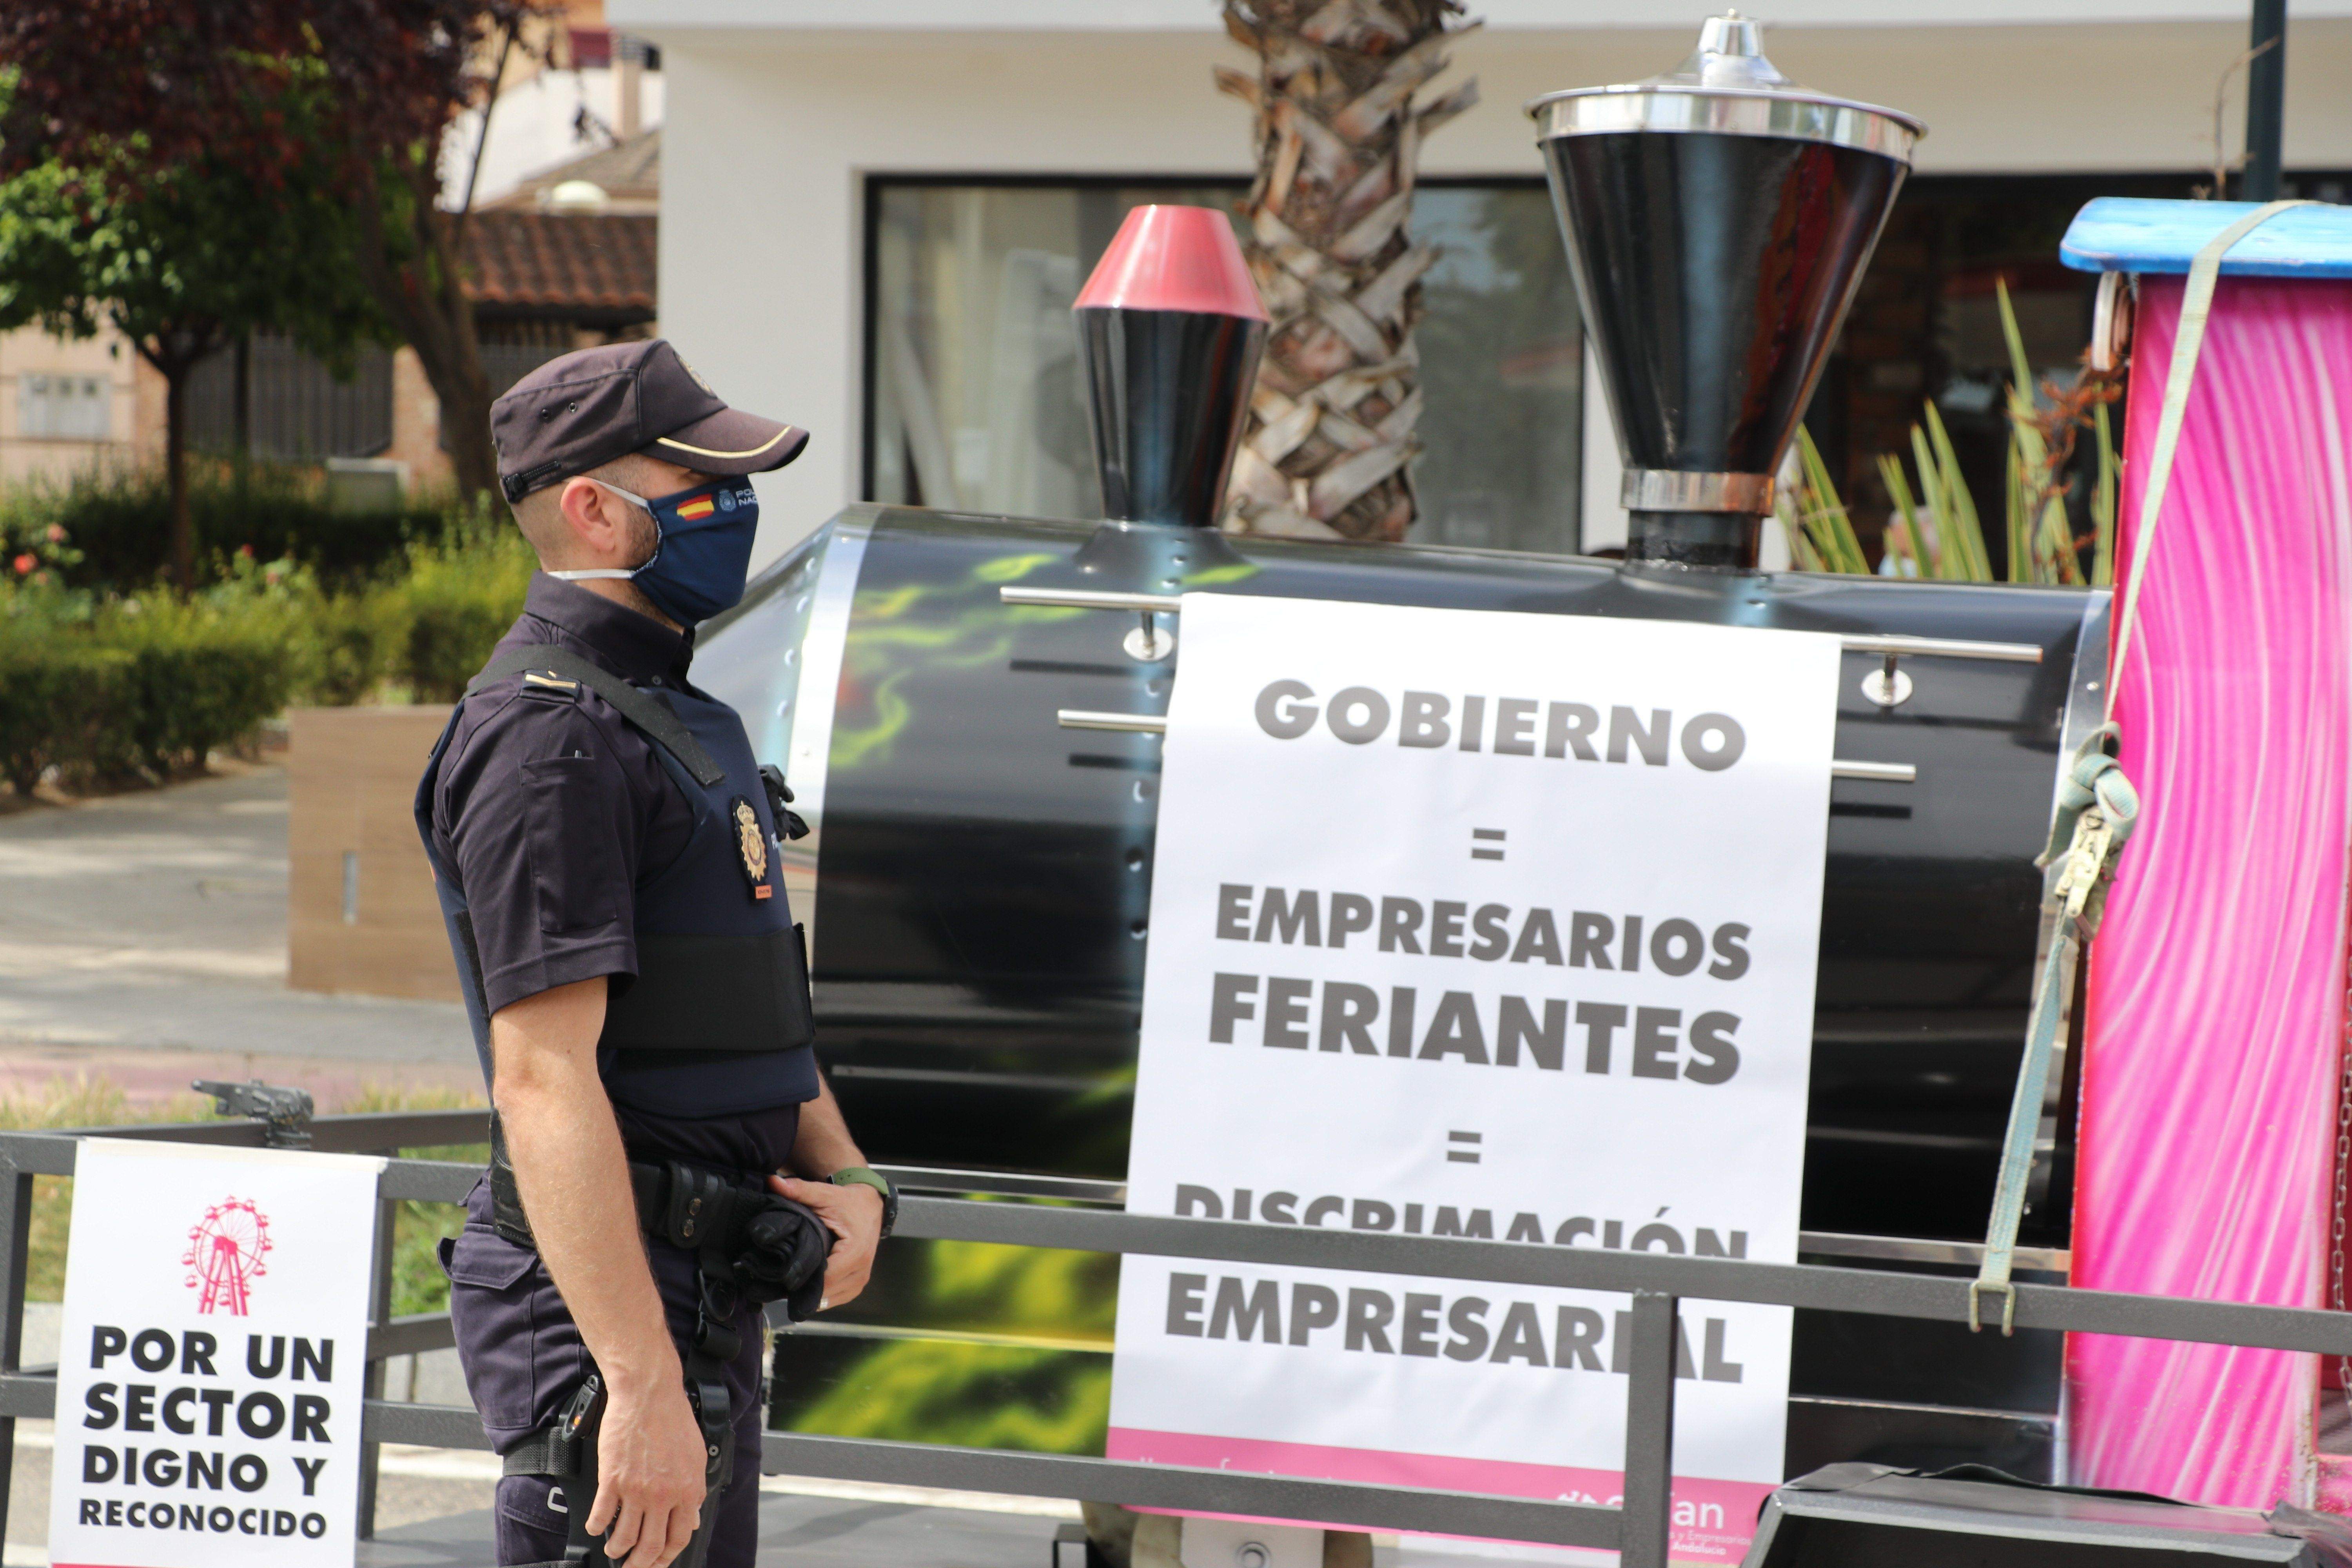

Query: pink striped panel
<box><xmin>1107</xmin><ymin>1427</ymin><xmax>1771</xmax><ymax>1563</ymax></box>
<box><xmin>2070</xmin><ymin>273</ymin><xmax>2352</xmax><ymax>1508</ymax></box>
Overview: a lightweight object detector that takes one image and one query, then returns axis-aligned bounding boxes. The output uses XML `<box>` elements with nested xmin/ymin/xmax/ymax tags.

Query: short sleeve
<box><xmin>438</xmin><ymin>685</ymin><xmax>642</xmax><ymax>1015</ymax></box>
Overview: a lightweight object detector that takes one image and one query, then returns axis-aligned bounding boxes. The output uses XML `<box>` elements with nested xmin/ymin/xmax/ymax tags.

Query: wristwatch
<box><xmin>830</xmin><ymin>1166</ymin><xmax>897</xmax><ymax>1238</ymax></box>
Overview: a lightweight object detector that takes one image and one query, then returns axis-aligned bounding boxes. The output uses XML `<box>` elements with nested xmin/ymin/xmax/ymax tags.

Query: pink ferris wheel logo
<box><xmin>182</xmin><ymin>1197</ymin><xmax>272</xmax><ymax>1316</ymax></box>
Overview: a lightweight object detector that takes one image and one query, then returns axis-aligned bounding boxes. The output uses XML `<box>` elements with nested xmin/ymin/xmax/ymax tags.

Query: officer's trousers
<box><xmin>441</xmin><ymin>1179</ymin><xmax>768</xmax><ymax>1568</ymax></box>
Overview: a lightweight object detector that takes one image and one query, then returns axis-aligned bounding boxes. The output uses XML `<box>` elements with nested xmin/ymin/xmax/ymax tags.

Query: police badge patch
<box><xmin>731</xmin><ymin>797</ymin><xmax>773</xmax><ymax>899</ymax></box>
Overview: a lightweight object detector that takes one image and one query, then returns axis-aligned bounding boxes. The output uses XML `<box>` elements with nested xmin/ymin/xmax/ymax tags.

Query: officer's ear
<box><xmin>554</xmin><ymin>477</ymin><xmax>641</xmax><ymax>567</ymax></box>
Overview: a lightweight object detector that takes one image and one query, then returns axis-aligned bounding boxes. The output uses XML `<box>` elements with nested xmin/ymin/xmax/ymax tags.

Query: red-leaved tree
<box><xmin>0</xmin><ymin>0</ymin><xmax>549</xmax><ymax>502</ymax></box>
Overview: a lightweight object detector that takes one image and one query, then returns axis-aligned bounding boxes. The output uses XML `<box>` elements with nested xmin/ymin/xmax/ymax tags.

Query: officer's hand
<box><xmin>771</xmin><ymin>1175</ymin><xmax>883</xmax><ymax>1309</ymax></box>
<box><xmin>590</xmin><ymin>1376</ymin><xmax>708</xmax><ymax>1568</ymax></box>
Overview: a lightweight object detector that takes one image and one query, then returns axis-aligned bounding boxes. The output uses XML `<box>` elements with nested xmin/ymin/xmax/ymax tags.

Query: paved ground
<box><xmin>357</xmin><ymin>1487</ymin><xmax>1068</xmax><ymax>1568</ymax></box>
<box><xmin>0</xmin><ymin>1418</ymin><xmax>1088</xmax><ymax>1568</ymax></box>
<box><xmin>0</xmin><ymin>764</ymin><xmax>477</xmax><ymax>1109</ymax></box>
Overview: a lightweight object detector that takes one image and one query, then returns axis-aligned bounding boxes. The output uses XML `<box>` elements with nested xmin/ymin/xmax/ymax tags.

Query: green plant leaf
<box><xmin>1795</xmin><ymin>425</ymin><xmax>1869</xmax><ymax>575</ymax></box>
<box><xmin>1922</xmin><ymin>402</ymin><xmax>1991</xmax><ymax>582</ymax></box>
<box><xmin>1878</xmin><ymin>450</ymin><xmax>1931</xmax><ymax>581</ymax></box>
<box><xmin>2092</xmin><ymin>400</ymin><xmax>2118</xmax><ymax>588</ymax></box>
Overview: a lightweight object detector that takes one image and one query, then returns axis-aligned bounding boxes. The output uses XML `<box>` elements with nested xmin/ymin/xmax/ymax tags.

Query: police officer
<box><xmin>416</xmin><ymin>341</ymin><xmax>894</xmax><ymax>1568</ymax></box>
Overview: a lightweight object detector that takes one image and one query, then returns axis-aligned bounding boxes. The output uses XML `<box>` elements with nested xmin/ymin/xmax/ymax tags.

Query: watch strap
<box><xmin>830</xmin><ymin>1166</ymin><xmax>897</xmax><ymax>1238</ymax></box>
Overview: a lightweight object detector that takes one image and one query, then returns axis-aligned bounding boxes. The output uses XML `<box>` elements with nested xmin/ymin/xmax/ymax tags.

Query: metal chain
<box><xmin>2334</xmin><ymin>955</ymin><xmax>2352</xmax><ymax>1419</ymax></box>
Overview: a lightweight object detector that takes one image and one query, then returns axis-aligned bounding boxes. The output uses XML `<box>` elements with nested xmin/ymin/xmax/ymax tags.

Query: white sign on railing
<box><xmin>1109</xmin><ymin>594</ymin><xmax>1840</xmax><ymax>1565</ymax></box>
<box><xmin>49</xmin><ymin>1140</ymin><xmax>386</xmax><ymax>1568</ymax></box>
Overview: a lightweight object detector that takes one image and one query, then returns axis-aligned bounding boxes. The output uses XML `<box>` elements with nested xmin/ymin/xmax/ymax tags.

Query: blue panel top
<box><xmin>2061</xmin><ymin>197</ymin><xmax>2352</xmax><ymax>278</ymax></box>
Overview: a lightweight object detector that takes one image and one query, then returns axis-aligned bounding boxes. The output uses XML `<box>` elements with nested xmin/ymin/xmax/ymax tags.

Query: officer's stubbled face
<box><xmin>605</xmin><ymin>456</ymin><xmax>710</xmax><ymax>566</ymax></box>
<box><xmin>524</xmin><ymin>454</ymin><xmax>716</xmax><ymax>573</ymax></box>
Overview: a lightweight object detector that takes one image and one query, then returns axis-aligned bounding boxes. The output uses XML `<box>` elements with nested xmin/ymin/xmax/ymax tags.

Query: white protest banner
<box><xmin>50</xmin><ymin>1140</ymin><xmax>387</xmax><ymax>1568</ymax></box>
<box><xmin>1109</xmin><ymin>594</ymin><xmax>1840</xmax><ymax>1564</ymax></box>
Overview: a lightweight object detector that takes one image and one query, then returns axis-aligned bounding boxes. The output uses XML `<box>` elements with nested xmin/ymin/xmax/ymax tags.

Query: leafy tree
<box><xmin>0</xmin><ymin>101</ymin><xmax>388</xmax><ymax>589</ymax></box>
<box><xmin>0</xmin><ymin>0</ymin><xmax>547</xmax><ymax>505</ymax></box>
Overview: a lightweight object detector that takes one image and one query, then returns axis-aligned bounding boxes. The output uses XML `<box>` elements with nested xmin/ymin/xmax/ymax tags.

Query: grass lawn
<box><xmin>0</xmin><ymin>1075</ymin><xmax>484</xmax><ymax>1317</ymax></box>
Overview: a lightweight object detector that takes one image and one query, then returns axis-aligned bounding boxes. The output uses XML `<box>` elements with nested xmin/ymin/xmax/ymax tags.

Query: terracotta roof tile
<box><xmin>462</xmin><ymin>211</ymin><xmax>656</xmax><ymax>318</ymax></box>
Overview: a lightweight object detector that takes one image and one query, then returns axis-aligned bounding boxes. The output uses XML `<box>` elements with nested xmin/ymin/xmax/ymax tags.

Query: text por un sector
<box><xmin>74</xmin><ymin>1325</ymin><xmax>340</xmax><ymax>1539</ymax></box>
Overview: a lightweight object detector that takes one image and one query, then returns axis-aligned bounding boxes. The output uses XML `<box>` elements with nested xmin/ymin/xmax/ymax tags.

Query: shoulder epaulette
<box><xmin>470</xmin><ymin>644</ymin><xmax>726</xmax><ymax>787</ymax></box>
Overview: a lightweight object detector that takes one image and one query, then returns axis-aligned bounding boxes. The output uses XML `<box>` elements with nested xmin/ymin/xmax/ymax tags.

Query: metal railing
<box><xmin>1</xmin><ymin>1112</ymin><xmax>2343</xmax><ymax>1566</ymax></box>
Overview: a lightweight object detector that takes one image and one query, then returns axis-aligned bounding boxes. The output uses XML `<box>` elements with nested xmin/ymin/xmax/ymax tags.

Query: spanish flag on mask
<box><xmin>676</xmin><ymin>494</ymin><xmax>718</xmax><ymax>521</ymax></box>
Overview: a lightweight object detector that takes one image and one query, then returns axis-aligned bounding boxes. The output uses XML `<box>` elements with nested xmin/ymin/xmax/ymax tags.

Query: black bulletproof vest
<box><xmin>415</xmin><ymin>644</ymin><xmax>819</xmax><ymax>1120</ymax></box>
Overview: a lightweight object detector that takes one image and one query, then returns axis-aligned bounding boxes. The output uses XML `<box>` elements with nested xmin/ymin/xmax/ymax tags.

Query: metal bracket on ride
<box><xmin>1125</xmin><ymin>606</ymin><xmax>1175</xmax><ymax>663</ymax></box>
<box><xmin>1860</xmin><ymin>650</ymin><xmax>1912</xmax><ymax>709</ymax></box>
<box><xmin>1007</xmin><ymin>589</ymin><xmax>2038</xmax><ymax>770</ymax></box>
<box><xmin>1971</xmin><ymin>726</ymin><xmax>2142</xmax><ymax>1334</ymax></box>
<box><xmin>1967</xmin><ymin>1277</ymin><xmax>2017</xmax><ymax>1337</ymax></box>
<box><xmin>194</xmin><ymin>1079</ymin><xmax>315</xmax><ymax>1149</ymax></box>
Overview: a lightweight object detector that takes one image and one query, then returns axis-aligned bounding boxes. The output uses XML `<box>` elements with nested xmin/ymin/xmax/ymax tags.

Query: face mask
<box><xmin>550</xmin><ymin>477</ymin><xmax>761</xmax><ymax>626</ymax></box>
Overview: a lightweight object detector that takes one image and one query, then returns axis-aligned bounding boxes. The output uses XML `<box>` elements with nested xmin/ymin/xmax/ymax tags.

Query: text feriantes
<box><xmin>1207</xmin><ymin>884</ymin><xmax>1753</xmax><ymax>1085</ymax></box>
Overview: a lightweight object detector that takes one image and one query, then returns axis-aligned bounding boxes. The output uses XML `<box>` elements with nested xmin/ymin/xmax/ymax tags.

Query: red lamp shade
<box><xmin>1074</xmin><ymin>205</ymin><xmax>1268</xmax><ymax>321</ymax></box>
<box><xmin>1074</xmin><ymin>206</ymin><xmax>1269</xmax><ymax>528</ymax></box>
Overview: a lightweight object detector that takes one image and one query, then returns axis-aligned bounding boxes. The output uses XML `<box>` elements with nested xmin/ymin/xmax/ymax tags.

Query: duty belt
<box><xmin>489</xmin><ymin>1134</ymin><xmax>827</xmax><ymax>1306</ymax></box>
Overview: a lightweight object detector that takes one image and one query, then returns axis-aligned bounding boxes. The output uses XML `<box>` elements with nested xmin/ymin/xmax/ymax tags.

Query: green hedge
<box><xmin>0</xmin><ymin>613</ymin><xmax>289</xmax><ymax>793</ymax></box>
<box><xmin>110</xmin><ymin>604</ymin><xmax>294</xmax><ymax>777</ymax></box>
<box><xmin>282</xmin><ymin>512</ymin><xmax>536</xmax><ymax>704</ymax></box>
<box><xmin>0</xmin><ymin>638</ymin><xmax>135</xmax><ymax>796</ymax></box>
<box><xmin>0</xmin><ymin>465</ymin><xmax>450</xmax><ymax>593</ymax></box>
<box><xmin>0</xmin><ymin>505</ymin><xmax>535</xmax><ymax>797</ymax></box>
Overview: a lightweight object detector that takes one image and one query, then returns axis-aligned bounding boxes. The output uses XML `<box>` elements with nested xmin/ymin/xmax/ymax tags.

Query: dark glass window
<box><xmin>863</xmin><ymin>178</ymin><xmax>1584</xmax><ymax>554</ymax></box>
<box><xmin>185</xmin><ymin>333</ymin><xmax>393</xmax><ymax>461</ymax></box>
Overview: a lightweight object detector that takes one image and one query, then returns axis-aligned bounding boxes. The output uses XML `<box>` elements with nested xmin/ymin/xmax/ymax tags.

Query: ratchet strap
<box><xmin>1968</xmin><ymin>200</ymin><xmax>2311</xmax><ymax>1333</ymax></box>
<box><xmin>1969</xmin><ymin>728</ymin><xmax>2138</xmax><ymax>1333</ymax></box>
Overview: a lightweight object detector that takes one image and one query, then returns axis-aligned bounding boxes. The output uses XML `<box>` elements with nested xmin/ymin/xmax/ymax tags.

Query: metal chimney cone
<box><xmin>1530</xmin><ymin>13</ymin><xmax>1924</xmax><ymax>570</ymax></box>
<box><xmin>1073</xmin><ymin>205</ymin><xmax>1269</xmax><ymax>530</ymax></box>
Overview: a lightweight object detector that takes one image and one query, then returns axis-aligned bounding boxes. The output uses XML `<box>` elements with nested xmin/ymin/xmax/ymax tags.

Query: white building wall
<box><xmin>626</xmin><ymin>13</ymin><xmax>2352</xmax><ymax>566</ymax></box>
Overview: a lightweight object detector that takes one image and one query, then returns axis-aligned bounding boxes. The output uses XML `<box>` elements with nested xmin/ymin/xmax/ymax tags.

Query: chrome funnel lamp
<box><xmin>1531</xmin><ymin>12</ymin><xmax>1922</xmax><ymax>569</ymax></box>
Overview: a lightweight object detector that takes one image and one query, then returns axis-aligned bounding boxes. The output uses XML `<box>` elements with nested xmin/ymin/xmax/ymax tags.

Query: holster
<box><xmin>512</xmin><ymin>1350</ymin><xmax>731</xmax><ymax>1568</ymax></box>
<box><xmin>493</xmin><ymin>1154</ymin><xmax>829</xmax><ymax>1567</ymax></box>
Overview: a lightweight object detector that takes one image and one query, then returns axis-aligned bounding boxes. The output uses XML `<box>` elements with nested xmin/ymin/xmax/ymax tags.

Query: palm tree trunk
<box><xmin>1218</xmin><ymin>0</ymin><xmax>1477</xmax><ymax>542</ymax></box>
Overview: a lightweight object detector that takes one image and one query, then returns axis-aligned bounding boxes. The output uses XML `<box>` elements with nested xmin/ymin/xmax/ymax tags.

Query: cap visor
<box><xmin>644</xmin><ymin>406</ymin><xmax>810</xmax><ymax>475</ymax></box>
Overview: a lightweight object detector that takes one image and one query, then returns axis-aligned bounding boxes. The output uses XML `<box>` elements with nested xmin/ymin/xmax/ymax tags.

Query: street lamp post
<box><xmin>2243</xmin><ymin>0</ymin><xmax>2287</xmax><ymax>200</ymax></box>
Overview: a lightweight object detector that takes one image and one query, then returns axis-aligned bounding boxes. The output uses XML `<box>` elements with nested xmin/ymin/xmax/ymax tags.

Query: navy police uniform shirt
<box><xmin>425</xmin><ymin>573</ymin><xmax>800</xmax><ymax>1173</ymax></box>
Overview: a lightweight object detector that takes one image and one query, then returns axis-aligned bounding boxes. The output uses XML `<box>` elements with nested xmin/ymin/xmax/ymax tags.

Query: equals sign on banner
<box><xmin>1470</xmin><ymin>828</ymin><xmax>1506</xmax><ymax>862</ymax></box>
<box><xmin>1447</xmin><ymin>1131</ymin><xmax>1482</xmax><ymax>1164</ymax></box>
